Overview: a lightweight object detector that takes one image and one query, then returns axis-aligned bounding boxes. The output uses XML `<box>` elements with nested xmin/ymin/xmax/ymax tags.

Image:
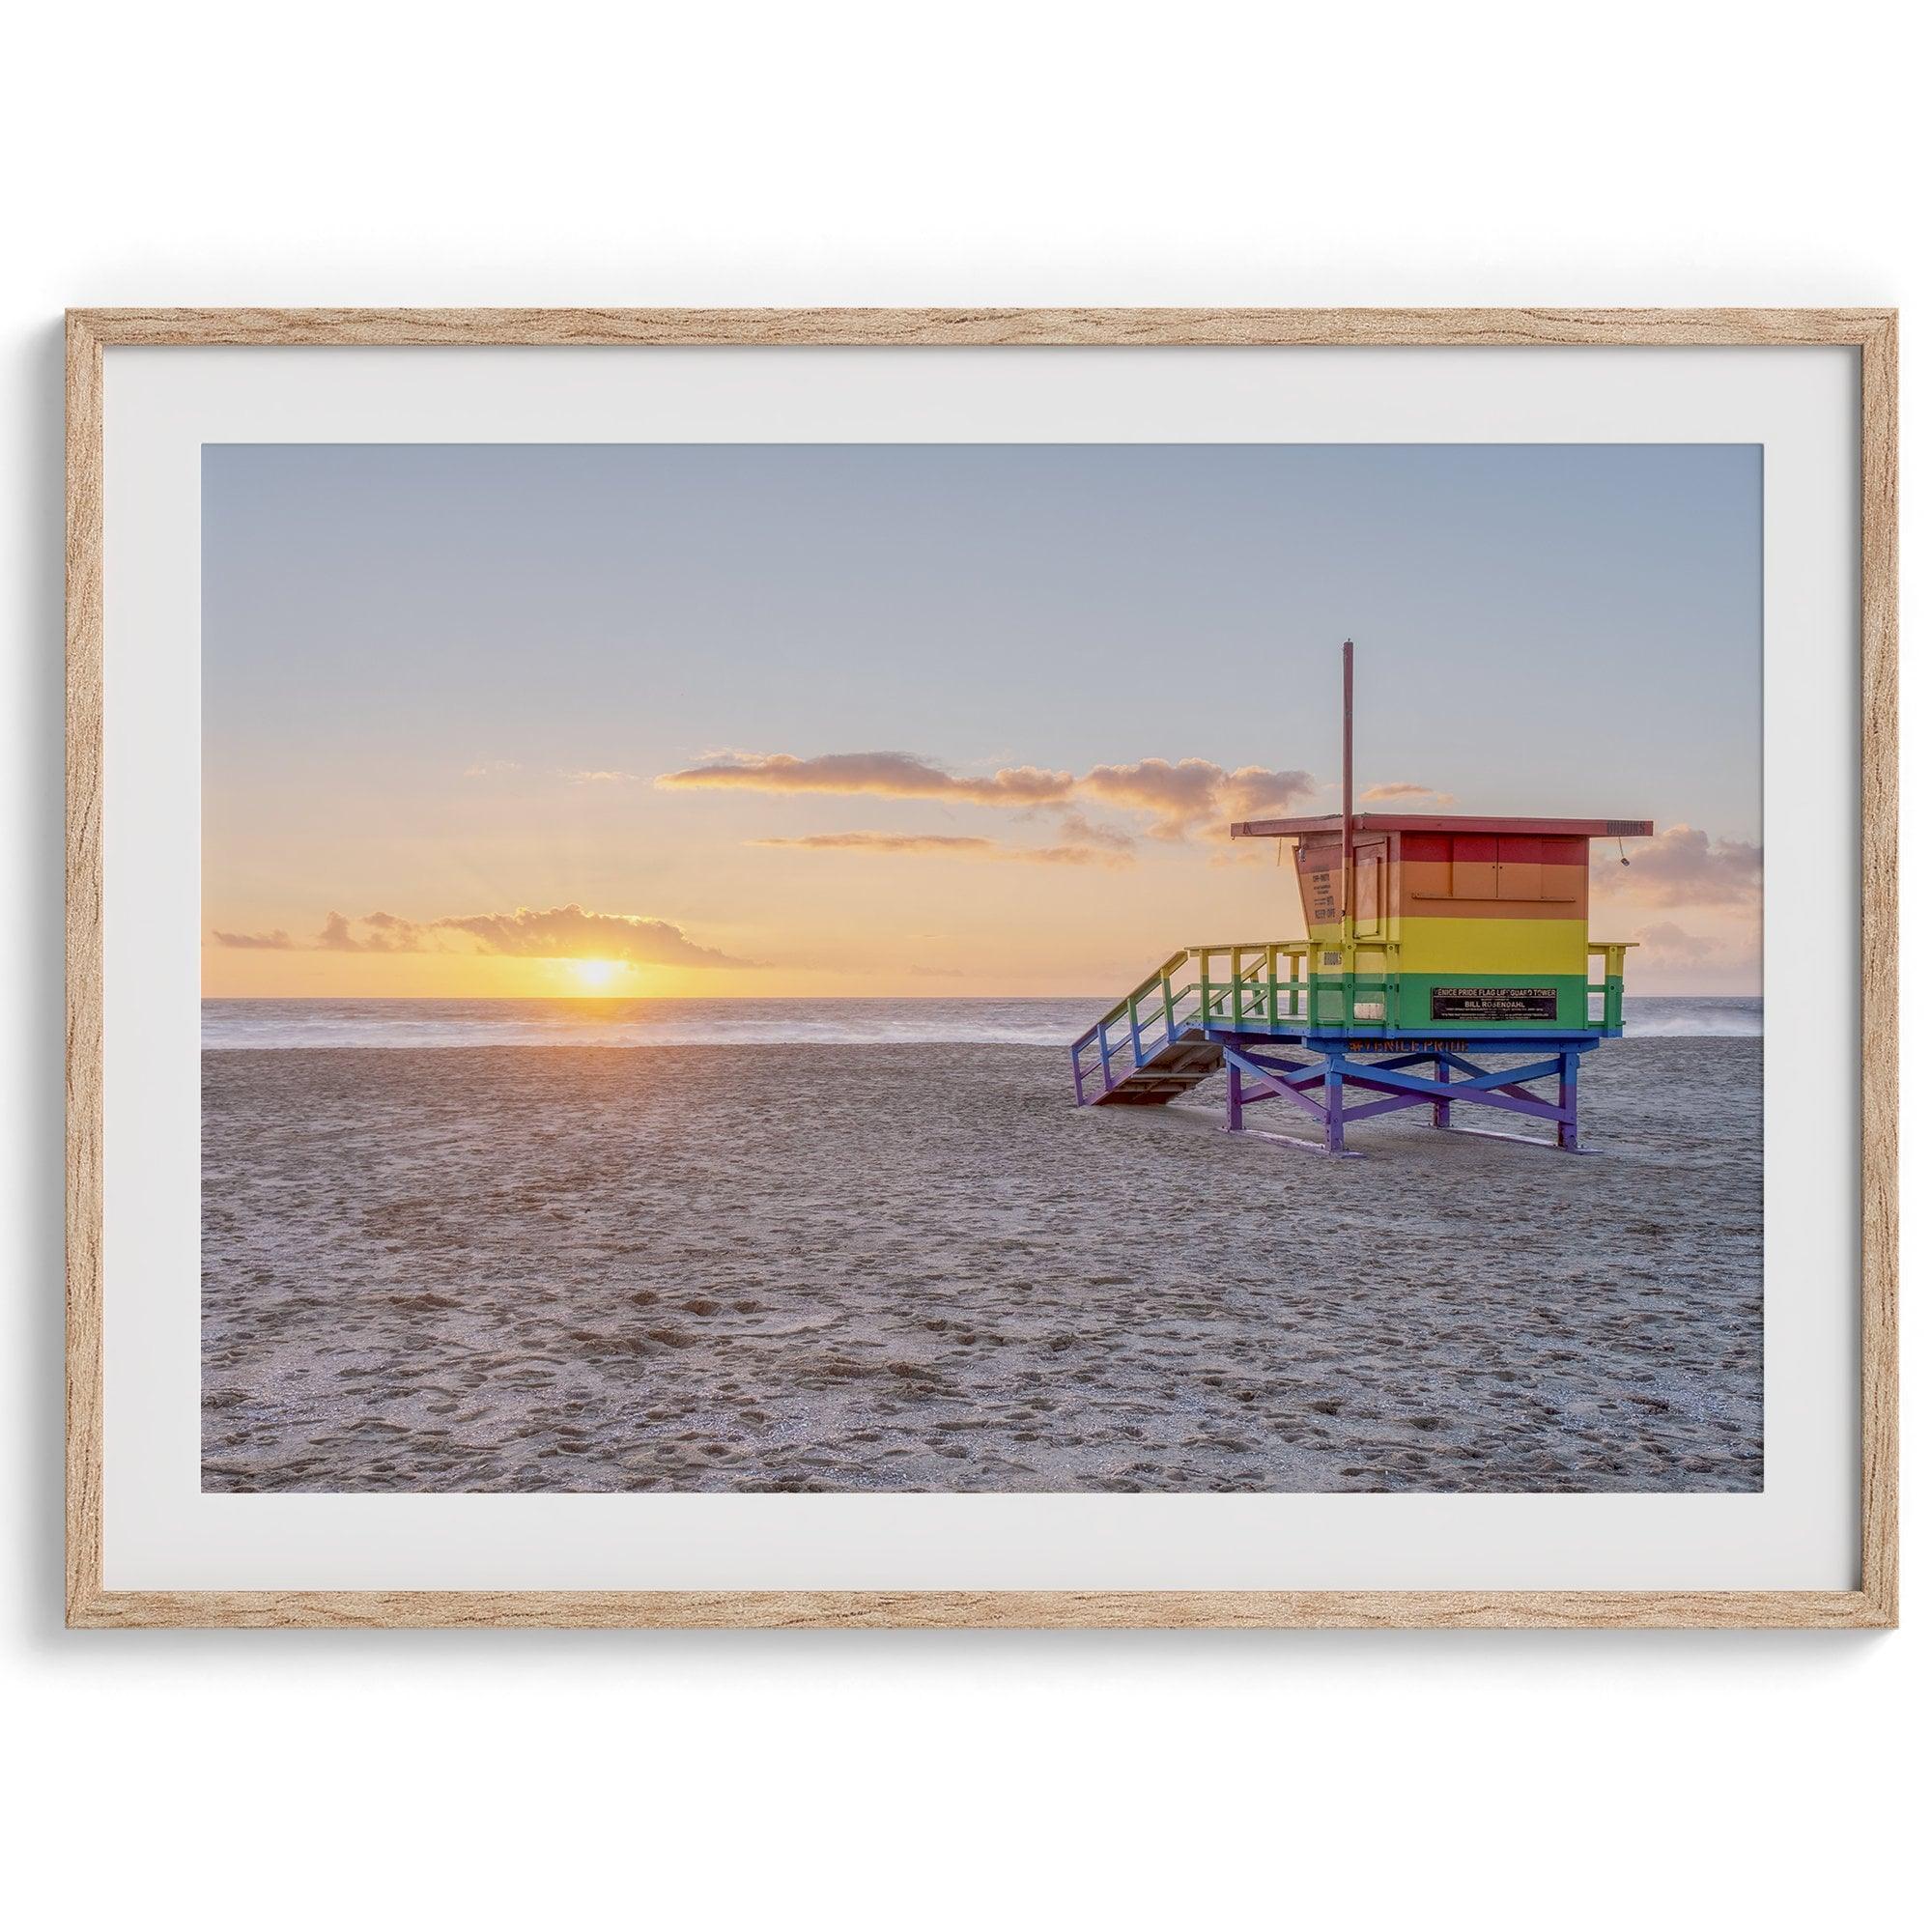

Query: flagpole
<box><xmin>1340</xmin><ymin>638</ymin><xmax>1354</xmax><ymax>939</ymax></box>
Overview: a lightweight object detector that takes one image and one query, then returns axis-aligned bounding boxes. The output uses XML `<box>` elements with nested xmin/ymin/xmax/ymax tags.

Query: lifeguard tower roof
<box><xmin>1231</xmin><ymin>813</ymin><xmax>1653</xmax><ymax>839</ymax></box>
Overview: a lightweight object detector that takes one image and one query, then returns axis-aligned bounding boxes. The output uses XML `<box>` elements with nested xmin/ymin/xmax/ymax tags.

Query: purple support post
<box><xmin>1558</xmin><ymin>1050</ymin><xmax>1579</xmax><ymax>1151</ymax></box>
<box><xmin>1323</xmin><ymin>1056</ymin><xmax>1347</xmax><ymax>1155</ymax></box>
<box><xmin>1432</xmin><ymin>1052</ymin><xmax>1452</xmax><ymax>1129</ymax></box>
<box><xmin>1227</xmin><ymin>1065</ymin><xmax>1243</xmax><ymax>1134</ymax></box>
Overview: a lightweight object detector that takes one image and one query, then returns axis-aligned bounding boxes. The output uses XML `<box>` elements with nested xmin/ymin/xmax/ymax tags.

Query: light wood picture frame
<box><xmin>65</xmin><ymin>307</ymin><xmax>1898</xmax><ymax>1630</ymax></box>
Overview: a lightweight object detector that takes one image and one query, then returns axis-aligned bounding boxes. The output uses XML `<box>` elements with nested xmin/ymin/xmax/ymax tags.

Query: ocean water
<box><xmin>201</xmin><ymin>994</ymin><xmax>1763</xmax><ymax>1050</ymax></box>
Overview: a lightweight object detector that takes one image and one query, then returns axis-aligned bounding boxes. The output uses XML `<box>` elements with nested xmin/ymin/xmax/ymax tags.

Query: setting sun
<box><xmin>569</xmin><ymin>958</ymin><xmax>623</xmax><ymax>991</ymax></box>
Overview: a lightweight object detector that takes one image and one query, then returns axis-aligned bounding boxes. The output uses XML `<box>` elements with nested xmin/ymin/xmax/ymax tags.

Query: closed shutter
<box><xmin>1496</xmin><ymin>834</ymin><xmax>1543</xmax><ymax>900</ymax></box>
<box><xmin>1449</xmin><ymin>835</ymin><xmax>1498</xmax><ymax>899</ymax></box>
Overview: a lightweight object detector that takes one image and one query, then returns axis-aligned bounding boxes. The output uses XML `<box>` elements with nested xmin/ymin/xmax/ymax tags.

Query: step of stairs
<box><xmin>1090</xmin><ymin>1037</ymin><xmax>1225</xmax><ymax>1106</ymax></box>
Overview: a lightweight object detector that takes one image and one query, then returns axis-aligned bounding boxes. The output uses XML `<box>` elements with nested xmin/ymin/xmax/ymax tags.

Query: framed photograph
<box><xmin>65</xmin><ymin>308</ymin><xmax>1896</xmax><ymax>1629</ymax></box>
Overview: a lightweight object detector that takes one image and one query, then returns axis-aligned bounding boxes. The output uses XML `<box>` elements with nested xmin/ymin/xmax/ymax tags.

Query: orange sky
<box><xmin>202</xmin><ymin>443</ymin><xmax>1762</xmax><ymax>1000</ymax></box>
<box><xmin>201</xmin><ymin>775</ymin><xmax>1761</xmax><ymax>1001</ymax></box>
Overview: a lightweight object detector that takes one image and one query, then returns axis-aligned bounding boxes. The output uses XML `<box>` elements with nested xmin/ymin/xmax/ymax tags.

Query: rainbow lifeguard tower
<box><xmin>1069</xmin><ymin>642</ymin><xmax>1651</xmax><ymax>1156</ymax></box>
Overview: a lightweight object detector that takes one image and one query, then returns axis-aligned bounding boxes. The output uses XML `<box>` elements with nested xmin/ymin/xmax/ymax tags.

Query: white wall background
<box><xmin>2</xmin><ymin>4</ymin><xmax>1920</xmax><ymax>1924</ymax></box>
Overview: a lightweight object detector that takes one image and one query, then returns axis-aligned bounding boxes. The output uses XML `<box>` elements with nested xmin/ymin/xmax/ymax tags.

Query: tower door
<box><xmin>1351</xmin><ymin>838</ymin><xmax>1387</xmax><ymax>940</ymax></box>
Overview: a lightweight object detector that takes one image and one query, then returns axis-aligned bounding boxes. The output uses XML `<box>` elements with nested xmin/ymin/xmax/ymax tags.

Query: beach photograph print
<box><xmin>202</xmin><ymin>442</ymin><xmax>1763</xmax><ymax>1494</ymax></box>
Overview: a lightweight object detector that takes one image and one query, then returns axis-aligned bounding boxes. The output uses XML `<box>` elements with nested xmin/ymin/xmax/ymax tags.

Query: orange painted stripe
<box><xmin>1399</xmin><ymin>859</ymin><xmax>1589</xmax><ymax>917</ymax></box>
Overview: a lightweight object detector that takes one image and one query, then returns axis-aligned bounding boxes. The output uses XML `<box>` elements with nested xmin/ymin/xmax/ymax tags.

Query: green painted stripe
<box><xmin>1298</xmin><ymin>971</ymin><xmax>1604</xmax><ymax>1030</ymax></box>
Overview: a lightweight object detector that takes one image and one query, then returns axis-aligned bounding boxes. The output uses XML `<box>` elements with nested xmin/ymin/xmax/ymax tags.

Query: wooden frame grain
<box><xmin>65</xmin><ymin>308</ymin><xmax>1899</xmax><ymax>1630</ymax></box>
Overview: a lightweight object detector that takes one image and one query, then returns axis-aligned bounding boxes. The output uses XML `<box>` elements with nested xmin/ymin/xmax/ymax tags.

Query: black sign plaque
<box><xmin>1429</xmin><ymin>985</ymin><xmax>1558</xmax><ymax>1023</ymax></box>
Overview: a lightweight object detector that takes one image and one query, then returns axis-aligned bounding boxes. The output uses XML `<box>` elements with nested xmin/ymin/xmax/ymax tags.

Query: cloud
<box><xmin>1080</xmin><ymin>759</ymin><xmax>1316</xmax><ymax>838</ymax></box>
<box><xmin>753</xmin><ymin>832</ymin><xmax>998</xmax><ymax>856</ymax></box>
<box><xmin>1627</xmin><ymin>920</ymin><xmax>1760</xmax><ymax>989</ymax></box>
<box><xmin>212</xmin><ymin>927</ymin><xmax>293</xmax><ymax>950</ymax></box>
<box><xmin>316</xmin><ymin>910</ymin><xmax>436</xmax><ymax>953</ymax></box>
<box><xmin>216</xmin><ymin>905</ymin><xmax>754</xmax><ymax>968</ymax></box>
<box><xmin>1050</xmin><ymin>808</ymin><xmax>1136</xmax><ymax>852</ymax></box>
<box><xmin>1077</xmin><ymin>756</ymin><xmax>1225</xmax><ymax>835</ymax></box>
<box><xmin>315</xmin><ymin>912</ymin><xmax>363</xmax><ymax>952</ymax></box>
<box><xmin>1596</xmin><ymin>823</ymin><xmax>1762</xmax><ymax>907</ymax></box>
<box><xmin>462</xmin><ymin>760</ymin><xmax>522</xmax><ymax>779</ymax></box>
<box><xmin>363</xmin><ymin>910</ymin><xmax>430</xmax><ymax>948</ymax></box>
<box><xmin>1214</xmin><ymin>766</ymin><xmax>1321</xmax><ymax>824</ymax></box>
<box><xmin>561</xmin><ymin>769</ymin><xmax>642</xmax><ymax>785</ymax></box>
<box><xmin>1361</xmin><ymin>781</ymin><xmax>1455</xmax><ymax>805</ymax></box>
<box><xmin>1631</xmin><ymin>921</ymin><xmax>1720</xmax><ymax>965</ymax></box>
<box><xmin>662</xmin><ymin>752</ymin><xmax>1072</xmax><ymax>806</ymax></box>
<box><xmin>753</xmin><ymin>832</ymin><xmax>1128</xmax><ymax>867</ymax></box>
<box><xmin>661</xmin><ymin>748</ymin><xmax>1317</xmax><ymax>840</ymax></box>
<box><xmin>431</xmin><ymin>904</ymin><xmax>758</xmax><ymax>968</ymax></box>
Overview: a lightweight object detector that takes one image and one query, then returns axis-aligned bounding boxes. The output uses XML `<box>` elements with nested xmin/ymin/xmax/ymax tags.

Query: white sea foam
<box><xmin>1620</xmin><ymin>1001</ymin><xmax>1764</xmax><ymax>1037</ymax></box>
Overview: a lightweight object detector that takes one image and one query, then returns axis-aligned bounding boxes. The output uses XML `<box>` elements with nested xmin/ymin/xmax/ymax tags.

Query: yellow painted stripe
<box><xmin>1304</xmin><ymin>915</ymin><xmax>1589</xmax><ymax>973</ymax></box>
<box><xmin>1393</xmin><ymin>917</ymin><xmax>1589</xmax><ymax>974</ymax></box>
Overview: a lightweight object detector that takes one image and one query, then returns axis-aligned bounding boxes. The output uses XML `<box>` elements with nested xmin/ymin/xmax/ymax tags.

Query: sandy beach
<box><xmin>202</xmin><ymin>1039</ymin><xmax>1762</xmax><ymax>1493</ymax></box>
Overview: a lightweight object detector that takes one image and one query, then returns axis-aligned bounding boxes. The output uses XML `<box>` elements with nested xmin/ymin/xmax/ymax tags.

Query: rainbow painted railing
<box><xmin>1071</xmin><ymin>939</ymin><xmax>1632</xmax><ymax>1107</ymax></box>
<box><xmin>1070</xmin><ymin>944</ymin><xmax>1299</xmax><ymax>1105</ymax></box>
<box><xmin>1586</xmin><ymin>941</ymin><xmax>1631</xmax><ymax>1033</ymax></box>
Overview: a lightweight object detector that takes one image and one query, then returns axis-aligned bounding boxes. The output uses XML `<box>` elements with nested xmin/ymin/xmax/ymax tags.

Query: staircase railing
<box><xmin>1075</xmin><ymin>936</ymin><xmax>1639</xmax><ymax>1098</ymax></box>
<box><xmin>1071</xmin><ymin>949</ymin><xmax>1186</xmax><ymax>1102</ymax></box>
<box><xmin>1197</xmin><ymin>941</ymin><xmax>1314</xmax><ymax>1031</ymax></box>
<box><xmin>1071</xmin><ymin>943</ymin><xmax>1311</xmax><ymax>1100</ymax></box>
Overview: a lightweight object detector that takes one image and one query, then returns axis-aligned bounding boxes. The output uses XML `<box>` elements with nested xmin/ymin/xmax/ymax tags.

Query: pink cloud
<box><xmin>1082</xmin><ymin>757</ymin><xmax>1321</xmax><ymax>835</ymax></box>
<box><xmin>318</xmin><ymin>910</ymin><xmax>435</xmax><ymax>953</ymax></box>
<box><xmin>1078</xmin><ymin>757</ymin><xmax>1227</xmax><ymax>837</ymax></box>
<box><xmin>667</xmin><ymin>747</ymin><xmax>1315</xmax><ymax>842</ymax></box>
<box><xmin>1219</xmin><ymin>766</ymin><xmax>1321</xmax><ymax>819</ymax></box>
<box><xmin>1361</xmin><ymin>781</ymin><xmax>1455</xmax><ymax>805</ymax></box>
<box><xmin>431</xmin><ymin>903</ymin><xmax>758</xmax><ymax>967</ymax></box>
<box><xmin>754</xmin><ymin>832</ymin><xmax>999</xmax><ymax>855</ymax></box>
<box><xmin>661</xmin><ymin>751</ymin><xmax>1072</xmax><ymax>806</ymax></box>
<box><xmin>1631</xmin><ymin>921</ymin><xmax>1719</xmax><ymax>965</ymax></box>
<box><xmin>211</xmin><ymin>927</ymin><xmax>294</xmax><ymax>950</ymax></box>
<box><xmin>1080</xmin><ymin>759</ymin><xmax>1316</xmax><ymax>838</ymax></box>
<box><xmin>753</xmin><ymin>832</ymin><xmax>1129</xmax><ymax>868</ymax></box>
<box><xmin>1050</xmin><ymin>807</ymin><xmax>1137</xmax><ymax>852</ymax></box>
<box><xmin>215</xmin><ymin>905</ymin><xmax>755</xmax><ymax>968</ymax></box>
<box><xmin>1597</xmin><ymin>823</ymin><xmax>1762</xmax><ymax>907</ymax></box>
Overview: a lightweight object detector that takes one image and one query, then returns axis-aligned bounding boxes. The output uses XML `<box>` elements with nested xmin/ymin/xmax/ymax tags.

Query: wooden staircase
<box><xmin>1070</xmin><ymin>944</ymin><xmax>1310</xmax><ymax>1107</ymax></box>
<box><xmin>1087</xmin><ymin>1034</ymin><xmax>1224</xmax><ymax>1105</ymax></box>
